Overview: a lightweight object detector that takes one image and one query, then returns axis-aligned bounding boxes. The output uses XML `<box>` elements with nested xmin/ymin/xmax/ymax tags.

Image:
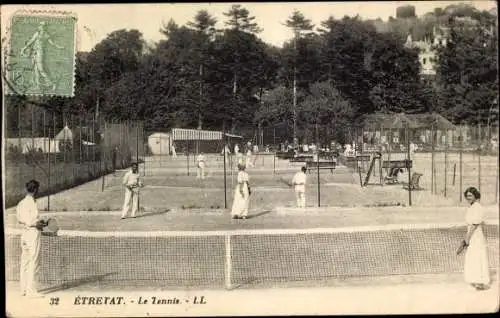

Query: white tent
<box><xmin>148</xmin><ymin>132</ymin><xmax>171</xmax><ymax>155</ymax></box>
<box><xmin>5</xmin><ymin>137</ymin><xmax>60</xmax><ymax>153</ymax></box>
<box><xmin>54</xmin><ymin>125</ymin><xmax>73</xmax><ymax>141</ymax></box>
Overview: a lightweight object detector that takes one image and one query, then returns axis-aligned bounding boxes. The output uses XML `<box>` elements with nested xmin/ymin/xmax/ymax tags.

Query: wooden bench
<box><xmin>319</xmin><ymin>151</ymin><xmax>339</xmax><ymax>160</ymax></box>
<box><xmin>289</xmin><ymin>155</ymin><xmax>314</xmax><ymax>162</ymax></box>
<box><xmin>382</xmin><ymin>160</ymin><xmax>412</xmax><ymax>169</ymax></box>
<box><xmin>276</xmin><ymin>151</ymin><xmax>295</xmax><ymax>159</ymax></box>
<box><xmin>402</xmin><ymin>172</ymin><xmax>424</xmax><ymax>191</ymax></box>
<box><xmin>306</xmin><ymin>161</ymin><xmax>336</xmax><ymax>173</ymax></box>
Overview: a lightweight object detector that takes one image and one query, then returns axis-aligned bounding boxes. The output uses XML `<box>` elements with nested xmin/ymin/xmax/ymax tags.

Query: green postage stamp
<box><xmin>4</xmin><ymin>11</ymin><xmax>77</xmax><ymax>97</ymax></box>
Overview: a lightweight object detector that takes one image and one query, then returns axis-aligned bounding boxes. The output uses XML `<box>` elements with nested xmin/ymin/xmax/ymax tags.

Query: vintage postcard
<box><xmin>2</xmin><ymin>2</ymin><xmax>499</xmax><ymax>317</ymax></box>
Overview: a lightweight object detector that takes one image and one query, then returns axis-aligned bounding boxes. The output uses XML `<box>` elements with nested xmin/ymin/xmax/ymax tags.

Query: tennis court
<box><xmin>4</xmin><ymin>153</ymin><xmax>499</xmax><ymax>300</ymax></box>
<box><xmin>4</xmin><ymin>204</ymin><xmax>499</xmax><ymax>291</ymax></box>
<box><xmin>14</xmin><ymin>152</ymin><xmax>475</xmax><ymax>214</ymax></box>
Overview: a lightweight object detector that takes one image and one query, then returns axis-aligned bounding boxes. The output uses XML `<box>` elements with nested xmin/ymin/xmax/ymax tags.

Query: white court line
<box><xmin>4</xmin><ymin>220</ymin><xmax>499</xmax><ymax>237</ymax></box>
<box><xmin>104</xmin><ymin>185</ymin><xmax>290</xmax><ymax>191</ymax></box>
<box><xmin>32</xmin><ymin>209</ymin><xmax>225</xmax><ymax>216</ymax></box>
<box><xmin>3</xmin><ymin>209</ymin><xmax>225</xmax><ymax>217</ymax></box>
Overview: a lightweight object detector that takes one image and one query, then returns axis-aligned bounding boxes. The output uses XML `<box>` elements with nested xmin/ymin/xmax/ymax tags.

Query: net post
<box><xmin>452</xmin><ymin>163</ymin><xmax>456</xmax><ymax>186</ymax></box>
<box><xmin>224</xmin><ymin>234</ymin><xmax>232</xmax><ymax>290</ymax></box>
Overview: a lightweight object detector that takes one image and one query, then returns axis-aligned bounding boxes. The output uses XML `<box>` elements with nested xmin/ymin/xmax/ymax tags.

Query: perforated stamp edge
<box><xmin>3</xmin><ymin>9</ymin><xmax>78</xmax><ymax>97</ymax></box>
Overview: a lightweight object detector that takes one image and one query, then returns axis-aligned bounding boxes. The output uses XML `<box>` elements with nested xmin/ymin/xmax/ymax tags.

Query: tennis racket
<box><xmin>456</xmin><ymin>240</ymin><xmax>468</xmax><ymax>255</ymax></box>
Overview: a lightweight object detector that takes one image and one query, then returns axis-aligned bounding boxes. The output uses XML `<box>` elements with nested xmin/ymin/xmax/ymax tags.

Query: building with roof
<box><xmin>147</xmin><ymin>128</ymin><xmax>243</xmax><ymax>155</ymax></box>
<box><xmin>404</xmin><ymin>26</ymin><xmax>448</xmax><ymax>77</ymax></box>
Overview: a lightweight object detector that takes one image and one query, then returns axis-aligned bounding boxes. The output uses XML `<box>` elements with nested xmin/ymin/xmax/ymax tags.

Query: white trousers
<box><xmin>197</xmin><ymin>164</ymin><xmax>205</xmax><ymax>179</ymax></box>
<box><xmin>20</xmin><ymin>228</ymin><xmax>41</xmax><ymax>295</ymax></box>
<box><xmin>121</xmin><ymin>188</ymin><xmax>139</xmax><ymax>218</ymax></box>
<box><xmin>295</xmin><ymin>187</ymin><xmax>306</xmax><ymax>208</ymax></box>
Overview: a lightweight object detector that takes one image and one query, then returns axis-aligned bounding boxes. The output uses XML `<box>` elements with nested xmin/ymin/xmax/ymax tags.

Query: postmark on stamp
<box><xmin>4</xmin><ymin>11</ymin><xmax>77</xmax><ymax>97</ymax></box>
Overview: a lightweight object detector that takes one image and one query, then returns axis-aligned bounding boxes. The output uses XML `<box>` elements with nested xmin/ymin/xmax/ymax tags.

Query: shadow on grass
<box><xmin>40</xmin><ymin>272</ymin><xmax>118</xmax><ymax>293</ymax></box>
<box><xmin>134</xmin><ymin>209</ymin><xmax>171</xmax><ymax>219</ymax></box>
<box><xmin>246</xmin><ymin>210</ymin><xmax>273</xmax><ymax>219</ymax></box>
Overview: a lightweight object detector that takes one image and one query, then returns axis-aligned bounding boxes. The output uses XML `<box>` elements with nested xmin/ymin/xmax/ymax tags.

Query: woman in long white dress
<box><xmin>461</xmin><ymin>187</ymin><xmax>490</xmax><ymax>290</ymax></box>
<box><xmin>231</xmin><ymin>164</ymin><xmax>250</xmax><ymax>220</ymax></box>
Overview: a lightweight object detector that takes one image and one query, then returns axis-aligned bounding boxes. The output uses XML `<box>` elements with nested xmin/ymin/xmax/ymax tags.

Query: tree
<box><xmin>284</xmin><ymin>9</ymin><xmax>315</xmax><ymax>144</ymax></box>
<box><xmin>254</xmin><ymin>86</ymin><xmax>297</xmax><ymax>142</ymax></box>
<box><xmin>187</xmin><ymin>10</ymin><xmax>218</xmax><ymax>129</ymax></box>
<box><xmin>84</xmin><ymin>29</ymin><xmax>145</xmax><ymax>118</ymax></box>
<box><xmin>254</xmin><ymin>86</ymin><xmax>293</xmax><ymax>126</ymax></box>
<box><xmin>435</xmin><ymin>11</ymin><xmax>498</xmax><ymax>124</ymax></box>
<box><xmin>299</xmin><ymin>81</ymin><xmax>353</xmax><ymax>144</ymax></box>
<box><xmin>209</xmin><ymin>29</ymin><xmax>269</xmax><ymax>131</ymax></box>
<box><xmin>187</xmin><ymin>10</ymin><xmax>218</xmax><ymax>37</ymax></box>
<box><xmin>223</xmin><ymin>4</ymin><xmax>262</xmax><ymax>34</ymax></box>
<box><xmin>368</xmin><ymin>32</ymin><xmax>424</xmax><ymax>114</ymax></box>
<box><xmin>316</xmin><ymin>16</ymin><xmax>379</xmax><ymax>116</ymax></box>
<box><xmin>217</xmin><ymin>5</ymin><xmax>265</xmax><ymax>131</ymax></box>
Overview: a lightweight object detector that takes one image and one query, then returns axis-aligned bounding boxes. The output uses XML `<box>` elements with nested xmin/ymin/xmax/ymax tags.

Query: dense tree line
<box><xmin>6</xmin><ymin>3</ymin><xmax>498</xmax><ymax>144</ymax></box>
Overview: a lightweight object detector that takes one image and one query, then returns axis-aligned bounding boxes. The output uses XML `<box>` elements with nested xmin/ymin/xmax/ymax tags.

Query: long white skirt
<box><xmin>464</xmin><ymin>225</ymin><xmax>490</xmax><ymax>285</ymax></box>
<box><xmin>231</xmin><ymin>185</ymin><xmax>249</xmax><ymax>217</ymax></box>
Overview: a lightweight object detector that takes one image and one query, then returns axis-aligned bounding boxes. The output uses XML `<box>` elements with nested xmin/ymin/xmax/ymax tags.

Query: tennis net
<box><xmin>5</xmin><ymin>223</ymin><xmax>499</xmax><ymax>290</ymax></box>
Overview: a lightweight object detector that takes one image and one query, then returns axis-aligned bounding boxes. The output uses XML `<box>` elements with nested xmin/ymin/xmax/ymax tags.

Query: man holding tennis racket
<box><xmin>292</xmin><ymin>166</ymin><xmax>307</xmax><ymax>208</ymax></box>
<box><xmin>16</xmin><ymin>179</ymin><xmax>44</xmax><ymax>297</ymax></box>
<box><xmin>121</xmin><ymin>162</ymin><xmax>143</xmax><ymax>219</ymax></box>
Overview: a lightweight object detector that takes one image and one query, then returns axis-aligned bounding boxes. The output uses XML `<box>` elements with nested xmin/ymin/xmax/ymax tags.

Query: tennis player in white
<box><xmin>171</xmin><ymin>143</ymin><xmax>177</xmax><ymax>158</ymax></box>
<box><xmin>197</xmin><ymin>152</ymin><xmax>206</xmax><ymax>179</ymax></box>
<box><xmin>292</xmin><ymin>166</ymin><xmax>307</xmax><ymax>208</ymax></box>
<box><xmin>16</xmin><ymin>179</ymin><xmax>44</xmax><ymax>297</ymax></box>
<box><xmin>121</xmin><ymin>163</ymin><xmax>143</xmax><ymax>219</ymax></box>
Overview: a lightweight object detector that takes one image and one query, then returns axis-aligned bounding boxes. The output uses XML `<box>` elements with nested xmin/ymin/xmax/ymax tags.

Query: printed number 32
<box><xmin>50</xmin><ymin>297</ymin><xmax>59</xmax><ymax>305</ymax></box>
